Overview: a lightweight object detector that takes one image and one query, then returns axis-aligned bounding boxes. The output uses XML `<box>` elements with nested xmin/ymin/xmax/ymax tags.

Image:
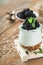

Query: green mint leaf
<box><xmin>28</xmin><ymin>17</ymin><xmax>33</xmax><ymax>24</ymax></box>
<box><xmin>27</xmin><ymin>17</ymin><xmax>36</xmax><ymax>28</ymax></box>
<box><xmin>32</xmin><ymin>22</ymin><xmax>35</xmax><ymax>28</ymax></box>
<box><xmin>32</xmin><ymin>18</ymin><xmax>36</xmax><ymax>28</ymax></box>
<box><xmin>34</xmin><ymin>18</ymin><xmax>36</xmax><ymax>23</ymax></box>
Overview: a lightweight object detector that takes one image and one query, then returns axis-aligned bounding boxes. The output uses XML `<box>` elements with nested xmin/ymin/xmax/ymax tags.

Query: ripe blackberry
<box><xmin>22</xmin><ymin>17</ymin><xmax>40</xmax><ymax>30</ymax></box>
<box><xmin>35</xmin><ymin>21</ymin><xmax>40</xmax><ymax>27</ymax></box>
<box><xmin>22</xmin><ymin>22</ymin><xmax>27</xmax><ymax>29</ymax></box>
<box><xmin>32</xmin><ymin>14</ymin><xmax>36</xmax><ymax>18</ymax></box>
<box><xmin>26</xmin><ymin>8</ymin><xmax>30</xmax><ymax>11</ymax></box>
<box><xmin>26</xmin><ymin>23</ymin><xmax>32</xmax><ymax>30</ymax></box>
<box><xmin>17</xmin><ymin>12</ymin><xmax>23</xmax><ymax>19</ymax></box>
<box><xmin>30</xmin><ymin>10</ymin><xmax>33</xmax><ymax>13</ymax></box>
<box><xmin>22</xmin><ymin>9</ymin><xmax>27</xmax><ymax>14</ymax></box>
<box><xmin>25</xmin><ymin>11</ymin><xmax>31</xmax><ymax>18</ymax></box>
<box><xmin>22</xmin><ymin>8</ymin><xmax>29</xmax><ymax>13</ymax></box>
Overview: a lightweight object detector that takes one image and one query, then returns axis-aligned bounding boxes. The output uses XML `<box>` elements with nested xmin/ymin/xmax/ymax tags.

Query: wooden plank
<box><xmin>0</xmin><ymin>14</ymin><xmax>15</xmax><ymax>34</ymax></box>
<box><xmin>0</xmin><ymin>20</ymin><xmax>21</xmax><ymax>42</ymax></box>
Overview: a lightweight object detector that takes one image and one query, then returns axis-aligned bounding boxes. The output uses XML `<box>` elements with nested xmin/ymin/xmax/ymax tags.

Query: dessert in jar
<box><xmin>19</xmin><ymin>17</ymin><xmax>42</xmax><ymax>51</ymax></box>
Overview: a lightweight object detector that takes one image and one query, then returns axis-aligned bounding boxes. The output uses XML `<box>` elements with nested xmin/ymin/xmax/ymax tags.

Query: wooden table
<box><xmin>0</xmin><ymin>0</ymin><xmax>43</xmax><ymax>65</ymax></box>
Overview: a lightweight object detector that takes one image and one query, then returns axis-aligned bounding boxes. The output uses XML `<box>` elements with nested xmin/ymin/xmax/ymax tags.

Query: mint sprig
<box><xmin>27</xmin><ymin>17</ymin><xmax>36</xmax><ymax>28</ymax></box>
<box><xmin>28</xmin><ymin>17</ymin><xmax>33</xmax><ymax>23</ymax></box>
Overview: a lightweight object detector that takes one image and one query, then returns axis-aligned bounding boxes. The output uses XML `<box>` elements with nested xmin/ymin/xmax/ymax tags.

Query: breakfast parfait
<box><xmin>18</xmin><ymin>8</ymin><xmax>42</xmax><ymax>51</ymax></box>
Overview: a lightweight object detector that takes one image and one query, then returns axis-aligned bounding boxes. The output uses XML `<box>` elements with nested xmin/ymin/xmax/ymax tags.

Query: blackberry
<box><xmin>17</xmin><ymin>12</ymin><xmax>23</xmax><ymax>19</ymax></box>
<box><xmin>35</xmin><ymin>21</ymin><xmax>40</xmax><ymax>27</ymax></box>
<box><xmin>23</xmin><ymin>19</ymin><xmax>33</xmax><ymax>30</ymax></box>
<box><xmin>25</xmin><ymin>11</ymin><xmax>31</xmax><ymax>18</ymax></box>
<box><xmin>26</xmin><ymin>24</ymin><xmax>32</xmax><ymax>30</ymax></box>
<box><xmin>23</xmin><ymin>15</ymin><xmax>26</xmax><ymax>19</ymax></box>
<box><xmin>22</xmin><ymin>8</ymin><xmax>33</xmax><ymax>19</ymax></box>
<box><xmin>22</xmin><ymin>8</ymin><xmax>29</xmax><ymax>14</ymax></box>
<box><xmin>26</xmin><ymin>8</ymin><xmax>30</xmax><ymax>11</ymax></box>
<box><xmin>22</xmin><ymin>22</ymin><xmax>27</xmax><ymax>29</ymax></box>
<box><xmin>30</xmin><ymin>10</ymin><xmax>33</xmax><ymax>13</ymax></box>
<box><xmin>22</xmin><ymin>9</ymin><xmax>27</xmax><ymax>14</ymax></box>
<box><xmin>32</xmin><ymin>14</ymin><xmax>36</xmax><ymax>18</ymax></box>
<box><xmin>22</xmin><ymin>17</ymin><xmax>40</xmax><ymax>30</ymax></box>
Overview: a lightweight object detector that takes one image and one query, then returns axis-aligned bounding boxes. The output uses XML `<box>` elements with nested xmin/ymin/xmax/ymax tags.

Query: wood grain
<box><xmin>0</xmin><ymin>0</ymin><xmax>43</xmax><ymax>65</ymax></box>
